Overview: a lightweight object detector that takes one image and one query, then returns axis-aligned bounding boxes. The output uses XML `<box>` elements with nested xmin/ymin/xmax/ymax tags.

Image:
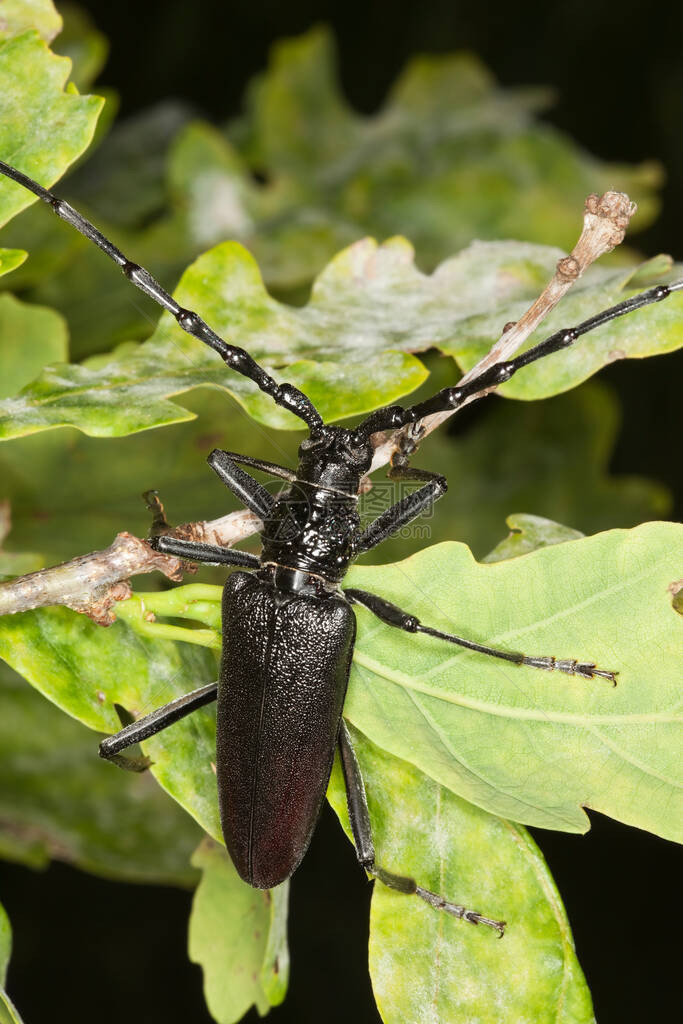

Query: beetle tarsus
<box><xmin>364</xmin><ymin>860</ymin><xmax>505</xmax><ymax>933</ymax></box>
<box><xmin>97</xmin><ymin>743</ymin><xmax>152</xmax><ymax>773</ymax></box>
<box><xmin>415</xmin><ymin>886</ymin><xmax>506</xmax><ymax>936</ymax></box>
<box><xmin>522</xmin><ymin>654</ymin><xmax>618</xmax><ymax>684</ymax></box>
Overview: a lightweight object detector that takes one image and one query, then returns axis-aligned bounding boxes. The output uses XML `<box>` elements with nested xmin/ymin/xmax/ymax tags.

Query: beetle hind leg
<box><xmin>338</xmin><ymin>721</ymin><xmax>505</xmax><ymax>936</ymax></box>
<box><xmin>372</xmin><ymin>863</ymin><xmax>506</xmax><ymax>935</ymax></box>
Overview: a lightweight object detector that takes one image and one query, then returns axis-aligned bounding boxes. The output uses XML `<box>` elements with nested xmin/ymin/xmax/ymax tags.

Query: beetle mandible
<box><xmin>1</xmin><ymin>158</ymin><xmax>681</xmax><ymax>934</ymax></box>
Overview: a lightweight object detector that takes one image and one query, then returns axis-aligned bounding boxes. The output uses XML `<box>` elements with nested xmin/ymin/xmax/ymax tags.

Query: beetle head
<box><xmin>297</xmin><ymin>425</ymin><xmax>373</xmax><ymax>493</ymax></box>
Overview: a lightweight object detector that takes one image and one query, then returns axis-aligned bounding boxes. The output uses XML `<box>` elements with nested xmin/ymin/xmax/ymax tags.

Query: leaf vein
<box><xmin>353</xmin><ymin>650</ymin><xmax>681</xmax><ymax>724</ymax></box>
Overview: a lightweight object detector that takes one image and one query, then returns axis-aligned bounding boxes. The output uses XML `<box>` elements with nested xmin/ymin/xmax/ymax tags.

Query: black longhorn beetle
<box><xmin>1</xmin><ymin>159</ymin><xmax>681</xmax><ymax>935</ymax></box>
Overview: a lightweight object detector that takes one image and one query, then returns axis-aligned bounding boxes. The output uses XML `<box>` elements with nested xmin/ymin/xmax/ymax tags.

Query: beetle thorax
<box><xmin>258</xmin><ymin>426</ymin><xmax>372</xmax><ymax>582</ymax></box>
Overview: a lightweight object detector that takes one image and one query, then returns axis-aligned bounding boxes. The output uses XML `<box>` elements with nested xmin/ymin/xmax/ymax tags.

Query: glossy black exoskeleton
<box><xmin>2</xmin><ymin>158</ymin><xmax>680</xmax><ymax>932</ymax></box>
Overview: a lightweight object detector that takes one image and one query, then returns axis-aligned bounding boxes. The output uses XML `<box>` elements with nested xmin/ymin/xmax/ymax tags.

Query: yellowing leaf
<box><xmin>189</xmin><ymin>838</ymin><xmax>289</xmax><ymax>1022</ymax></box>
<box><xmin>328</xmin><ymin>729</ymin><xmax>595</xmax><ymax>1024</ymax></box>
<box><xmin>0</xmin><ymin>0</ymin><xmax>61</xmax><ymax>44</ymax></box>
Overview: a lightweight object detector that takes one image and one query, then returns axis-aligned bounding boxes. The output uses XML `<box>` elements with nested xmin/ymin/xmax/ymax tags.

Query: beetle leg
<box><xmin>206</xmin><ymin>449</ymin><xmax>276</xmax><ymax>520</ymax></box>
<box><xmin>208</xmin><ymin>449</ymin><xmax>296</xmax><ymax>483</ymax></box>
<box><xmin>345</xmin><ymin>588</ymin><xmax>617</xmax><ymax>684</ymax></box>
<box><xmin>99</xmin><ymin>681</ymin><xmax>218</xmax><ymax>772</ymax></box>
<box><xmin>149</xmin><ymin>536</ymin><xmax>260</xmax><ymax>567</ymax></box>
<box><xmin>357</xmin><ymin>468</ymin><xmax>447</xmax><ymax>554</ymax></box>
<box><xmin>338</xmin><ymin>721</ymin><xmax>505</xmax><ymax>935</ymax></box>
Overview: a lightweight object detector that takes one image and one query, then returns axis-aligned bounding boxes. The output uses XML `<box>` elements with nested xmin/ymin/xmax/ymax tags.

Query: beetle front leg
<box><xmin>338</xmin><ymin>721</ymin><xmax>506</xmax><ymax>935</ymax></box>
<box><xmin>357</xmin><ymin>465</ymin><xmax>447</xmax><ymax>554</ymax></box>
<box><xmin>149</xmin><ymin>536</ymin><xmax>261</xmax><ymax>568</ymax></box>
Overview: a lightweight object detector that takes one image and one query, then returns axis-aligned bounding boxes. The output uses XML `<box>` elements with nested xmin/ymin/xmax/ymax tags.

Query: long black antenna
<box><xmin>352</xmin><ymin>278</ymin><xmax>683</xmax><ymax>441</ymax></box>
<box><xmin>0</xmin><ymin>160</ymin><xmax>323</xmax><ymax>432</ymax></box>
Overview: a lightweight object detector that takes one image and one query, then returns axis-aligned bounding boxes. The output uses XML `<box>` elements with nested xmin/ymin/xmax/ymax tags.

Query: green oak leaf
<box><xmin>0</xmin><ymin>380</ymin><xmax>668</xmax><ymax>573</ymax></box>
<box><xmin>484</xmin><ymin>513</ymin><xmax>584</xmax><ymax>563</ymax></box>
<box><xmin>229</xmin><ymin>26</ymin><xmax>659</xmax><ymax>263</ymax></box>
<box><xmin>170</xmin><ymin>119</ymin><xmax>359</xmax><ymax>296</ymax></box>
<box><xmin>343</xmin><ymin>522</ymin><xmax>682</xmax><ymax>838</ymax></box>
<box><xmin>233</xmin><ymin>27</ymin><xmax>363</xmax><ymax>180</ymax></box>
<box><xmin>0</xmin><ymin>523</ymin><xmax>679</xmax><ymax>847</ymax></box>
<box><xmin>168</xmin><ymin>121</ymin><xmax>259</xmax><ymax>248</ymax></box>
<box><xmin>0</xmin><ymin>30</ymin><xmax>103</xmax><ymax>228</ymax></box>
<box><xmin>0</xmin><ymin>0</ymin><xmax>61</xmax><ymax>43</ymax></box>
<box><xmin>4</xmin><ymin>27</ymin><xmax>664</xmax><ymax>356</ymax></box>
<box><xmin>0</xmin><ymin>660</ymin><xmax>201</xmax><ymax>883</ymax></box>
<box><xmin>327</xmin><ymin>728</ymin><xmax>595</xmax><ymax>1024</ymax></box>
<box><xmin>1</xmin><ymin>239</ymin><xmax>681</xmax><ymax>437</ymax></box>
<box><xmin>0</xmin><ymin>902</ymin><xmax>22</xmax><ymax>1024</ymax></box>
<box><xmin>0</xmin><ymin>293</ymin><xmax>67</xmax><ymax>399</ymax></box>
<box><xmin>0</xmin><ymin>238</ymin><xmax>429</xmax><ymax>435</ymax></box>
<box><xmin>189</xmin><ymin>837</ymin><xmax>289</xmax><ymax>1023</ymax></box>
<box><xmin>448</xmin><ymin>254</ymin><xmax>683</xmax><ymax>400</ymax></box>
<box><xmin>169</xmin><ymin>120</ymin><xmax>363</xmax><ymax>293</ymax></box>
<box><xmin>0</xmin><ymin>601</ymin><xmax>222</xmax><ymax>841</ymax></box>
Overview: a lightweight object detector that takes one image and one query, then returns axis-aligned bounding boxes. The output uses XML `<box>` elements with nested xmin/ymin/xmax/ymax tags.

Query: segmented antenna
<box><xmin>0</xmin><ymin>160</ymin><xmax>323</xmax><ymax>431</ymax></box>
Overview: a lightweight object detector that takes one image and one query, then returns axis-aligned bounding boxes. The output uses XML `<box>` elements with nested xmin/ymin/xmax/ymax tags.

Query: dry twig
<box><xmin>369</xmin><ymin>190</ymin><xmax>636</xmax><ymax>471</ymax></box>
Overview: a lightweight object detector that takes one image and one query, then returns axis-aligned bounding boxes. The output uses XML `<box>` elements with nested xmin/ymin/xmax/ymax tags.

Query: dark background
<box><xmin>1</xmin><ymin>1</ymin><xmax>681</xmax><ymax>1021</ymax></box>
